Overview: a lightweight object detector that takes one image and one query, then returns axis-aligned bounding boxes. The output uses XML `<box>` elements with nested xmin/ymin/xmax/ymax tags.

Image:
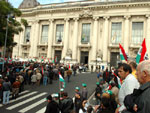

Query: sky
<box><xmin>8</xmin><ymin>0</ymin><xmax>82</xmax><ymax>8</ymax></box>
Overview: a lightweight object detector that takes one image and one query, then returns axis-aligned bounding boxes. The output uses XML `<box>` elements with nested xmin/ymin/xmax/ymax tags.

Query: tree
<box><xmin>0</xmin><ymin>0</ymin><xmax>27</xmax><ymax>48</ymax></box>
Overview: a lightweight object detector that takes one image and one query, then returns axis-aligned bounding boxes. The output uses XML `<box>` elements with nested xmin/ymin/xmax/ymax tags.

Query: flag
<box><xmin>48</xmin><ymin>58</ymin><xmax>50</xmax><ymax>63</ymax></box>
<box><xmin>81</xmin><ymin>34</ymin><xmax>86</xmax><ymax>41</ymax></box>
<box><xmin>55</xmin><ymin>56</ymin><xmax>57</xmax><ymax>63</ymax></box>
<box><xmin>59</xmin><ymin>72</ymin><xmax>66</xmax><ymax>88</ymax></box>
<box><xmin>52</xmin><ymin>59</ymin><xmax>55</xmax><ymax>64</ymax></box>
<box><xmin>112</xmin><ymin>72</ymin><xmax>122</xmax><ymax>89</ymax></box>
<box><xmin>23</xmin><ymin>63</ymin><xmax>26</xmax><ymax>69</ymax></box>
<box><xmin>41</xmin><ymin>56</ymin><xmax>44</xmax><ymax>62</ymax></box>
<box><xmin>69</xmin><ymin>64</ymin><xmax>71</xmax><ymax>70</ymax></box>
<box><xmin>136</xmin><ymin>38</ymin><xmax>147</xmax><ymax>64</ymax></box>
<box><xmin>4</xmin><ymin>58</ymin><xmax>7</xmax><ymax>62</ymax></box>
<box><xmin>8</xmin><ymin>57</ymin><xmax>12</xmax><ymax>64</ymax></box>
<box><xmin>119</xmin><ymin>43</ymin><xmax>128</xmax><ymax>61</ymax></box>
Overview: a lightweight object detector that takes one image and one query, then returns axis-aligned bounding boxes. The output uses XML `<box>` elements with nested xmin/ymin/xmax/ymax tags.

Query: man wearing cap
<box><xmin>52</xmin><ymin>93</ymin><xmax>59</xmax><ymax>104</ymax></box>
<box><xmin>95</xmin><ymin>82</ymin><xmax>102</xmax><ymax>105</ymax></box>
<box><xmin>45</xmin><ymin>95</ymin><xmax>59</xmax><ymax>113</ymax></box>
<box><xmin>75</xmin><ymin>87</ymin><xmax>80</xmax><ymax>94</ymax></box>
<box><xmin>75</xmin><ymin>92</ymin><xmax>83</xmax><ymax>113</ymax></box>
<box><xmin>60</xmin><ymin>88</ymin><xmax>65</xmax><ymax>100</ymax></box>
<box><xmin>81</xmin><ymin>83</ymin><xmax>88</xmax><ymax>100</ymax></box>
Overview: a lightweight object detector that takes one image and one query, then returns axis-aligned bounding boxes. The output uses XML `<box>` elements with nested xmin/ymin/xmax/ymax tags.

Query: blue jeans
<box><xmin>3</xmin><ymin>91</ymin><xmax>10</xmax><ymax>104</ymax></box>
<box><xmin>43</xmin><ymin>76</ymin><xmax>48</xmax><ymax>86</ymax></box>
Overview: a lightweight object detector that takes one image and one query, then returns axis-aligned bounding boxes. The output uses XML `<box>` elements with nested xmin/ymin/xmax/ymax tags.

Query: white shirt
<box><xmin>118</xmin><ymin>74</ymin><xmax>140</xmax><ymax>112</ymax></box>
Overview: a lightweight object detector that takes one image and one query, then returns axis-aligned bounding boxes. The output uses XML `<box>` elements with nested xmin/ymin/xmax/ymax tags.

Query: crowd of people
<box><xmin>0</xmin><ymin>61</ymin><xmax>84</xmax><ymax>105</ymax></box>
<box><xmin>44</xmin><ymin>60</ymin><xmax>150</xmax><ymax>113</ymax></box>
<box><xmin>1</xmin><ymin>59</ymin><xmax>150</xmax><ymax>113</ymax></box>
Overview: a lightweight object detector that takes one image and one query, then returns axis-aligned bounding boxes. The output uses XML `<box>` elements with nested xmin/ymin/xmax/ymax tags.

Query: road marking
<box><xmin>19</xmin><ymin>99</ymin><xmax>46</xmax><ymax>113</ymax></box>
<box><xmin>36</xmin><ymin>107</ymin><xmax>46</xmax><ymax>113</ymax></box>
<box><xmin>0</xmin><ymin>90</ymin><xmax>30</xmax><ymax>108</ymax></box>
<box><xmin>88</xmin><ymin>91</ymin><xmax>95</xmax><ymax>103</ymax></box>
<box><xmin>9</xmin><ymin>91</ymin><xmax>37</xmax><ymax>104</ymax></box>
<box><xmin>7</xmin><ymin>92</ymin><xmax>47</xmax><ymax>110</ymax></box>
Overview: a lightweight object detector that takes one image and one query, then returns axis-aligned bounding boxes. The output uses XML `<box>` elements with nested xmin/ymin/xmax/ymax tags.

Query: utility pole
<box><xmin>2</xmin><ymin>0</ymin><xmax>9</xmax><ymax>72</ymax></box>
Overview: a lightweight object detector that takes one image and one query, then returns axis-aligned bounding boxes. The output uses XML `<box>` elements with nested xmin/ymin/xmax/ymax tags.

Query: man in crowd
<box><xmin>45</xmin><ymin>95</ymin><xmax>59</xmax><ymax>113</ymax></box>
<box><xmin>115</xmin><ymin>63</ymin><xmax>140</xmax><ymax>113</ymax></box>
<box><xmin>81</xmin><ymin>83</ymin><xmax>88</xmax><ymax>100</ymax></box>
<box><xmin>59</xmin><ymin>92</ymin><xmax>74</xmax><ymax>113</ymax></box>
<box><xmin>123</xmin><ymin>60</ymin><xmax>150</xmax><ymax>113</ymax></box>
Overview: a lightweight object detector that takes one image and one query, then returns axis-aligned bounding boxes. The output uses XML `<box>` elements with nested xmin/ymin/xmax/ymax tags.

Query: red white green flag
<box><xmin>136</xmin><ymin>38</ymin><xmax>147</xmax><ymax>64</ymax></box>
<box><xmin>119</xmin><ymin>43</ymin><xmax>128</xmax><ymax>61</ymax></box>
<box><xmin>41</xmin><ymin>56</ymin><xmax>44</xmax><ymax>62</ymax></box>
<box><xmin>112</xmin><ymin>72</ymin><xmax>122</xmax><ymax>89</ymax></box>
<box><xmin>55</xmin><ymin>56</ymin><xmax>57</xmax><ymax>63</ymax></box>
<box><xmin>59</xmin><ymin>72</ymin><xmax>66</xmax><ymax>88</ymax></box>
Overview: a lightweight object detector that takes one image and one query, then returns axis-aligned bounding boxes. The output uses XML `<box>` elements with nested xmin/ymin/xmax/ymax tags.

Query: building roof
<box><xmin>19</xmin><ymin>0</ymin><xmax>40</xmax><ymax>9</ymax></box>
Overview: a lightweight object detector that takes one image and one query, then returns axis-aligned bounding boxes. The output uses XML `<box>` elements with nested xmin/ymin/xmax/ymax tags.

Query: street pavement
<box><xmin>0</xmin><ymin>72</ymin><xmax>97</xmax><ymax>113</ymax></box>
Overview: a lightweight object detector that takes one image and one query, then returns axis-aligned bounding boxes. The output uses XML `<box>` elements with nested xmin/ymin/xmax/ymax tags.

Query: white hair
<box><xmin>140</xmin><ymin>60</ymin><xmax>150</xmax><ymax>75</ymax></box>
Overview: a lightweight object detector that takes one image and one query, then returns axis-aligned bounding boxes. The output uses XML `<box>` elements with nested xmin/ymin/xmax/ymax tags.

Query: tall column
<box><xmin>29</xmin><ymin>21</ymin><xmax>35</xmax><ymax>57</ymax></box>
<box><xmin>72</xmin><ymin>17</ymin><xmax>79</xmax><ymax>61</ymax></box>
<box><xmin>47</xmin><ymin>19</ymin><xmax>54</xmax><ymax>59</ymax></box>
<box><xmin>92</xmin><ymin>16</ymin><xmax>99</xmax><ymax>61</ymax></box>
<box><xmin>146</xmin><ymin>15</ymin><xmax>150</xmax><ymax>57</ymax></box>
<box><xmin>103</xmin><ymin>16</ymin><xmax>109</xmax><ymax>62</ymax></box>
<box><xmin>33</xmin><ymin>20</ymin><xmax>40</xmax><ymax>58</ymax></box>
<box><xmin>18</xmin><ymin>31</ymin><xmax>23</xmax><ymax>57</ymax></box>
<box><xmin>124</xmin><ymin>15</ymin><xmax>130</xmax><ymax>53</ymax></box>
<box><xmin>62</xmin><ymin>18</ymin><xmax>70</xmax><ymax>59</ymax></box>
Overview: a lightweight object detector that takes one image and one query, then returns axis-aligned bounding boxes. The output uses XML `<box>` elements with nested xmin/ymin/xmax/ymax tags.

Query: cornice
<box><xmin>21</xmin><ymin>2</ymin><xmax>150</xmax><ymax>17</ymax></box>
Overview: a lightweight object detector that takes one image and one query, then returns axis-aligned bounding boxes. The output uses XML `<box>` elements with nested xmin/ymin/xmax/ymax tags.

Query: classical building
<box><xmin>13</xmin><ymin>0</ymin><xmax>150</xmax><ymax>68</ymax></box>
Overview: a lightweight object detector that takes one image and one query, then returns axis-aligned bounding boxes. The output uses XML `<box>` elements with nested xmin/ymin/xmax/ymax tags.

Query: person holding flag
<box><xmin>59</xmin><ymin>72</ymin><xmax>66</xmax><ymax>89</ymax></box>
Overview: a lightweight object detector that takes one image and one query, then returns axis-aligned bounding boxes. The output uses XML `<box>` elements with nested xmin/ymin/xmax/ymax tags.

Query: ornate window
<box><xmin>56</xmin><ymin>24</ymin><xmax>64</xmax><ymax>43</ymax></box>
<box><xmin>24</xmin><ymin>26</ymin><xmax>31</xmax><ymax>43</ymax></box>
<box><xmin>81</xmin><ymin>23</ymin><xmax>91</xmax><ymax>43</ymax></box>
<box><xmin>111</xmin><ymin>22</ymin><xmax>122</xmax><ymax>44</ymax></box>
<box><xmin>132</xmin><ymin>22</ymin><xmax>143</xmax><ymax>44</ymax></box>
<box><xmin>41</xmin><ymin>25</ymin><xmax>49</xmax><ymax>43</ymax></box>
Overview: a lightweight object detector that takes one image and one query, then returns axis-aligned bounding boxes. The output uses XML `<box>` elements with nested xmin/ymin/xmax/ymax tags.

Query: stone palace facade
<box><xmin>12</xmin><ymin>0</ymin><xmax>150</xmax><ymax>67</ymax></box>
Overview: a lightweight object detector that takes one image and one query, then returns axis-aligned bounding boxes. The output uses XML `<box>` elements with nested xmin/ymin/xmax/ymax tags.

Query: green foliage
<box><xmin>0</xmin><ymin>0</ymin><xmax>27</xmax><ymax>47</ymax></box>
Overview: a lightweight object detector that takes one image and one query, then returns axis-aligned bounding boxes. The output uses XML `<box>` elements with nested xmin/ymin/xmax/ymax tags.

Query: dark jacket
<box><xmin>45</xmin><ymin>100</ymin><xmax>59</xmax><ymax>113</ymax></box>
<box><xmin>60</xmin><ymin>97</ymin><xmax>74</xmax><ymax>113</ymax></box>
<box><xmin>2</xmin><ymin>81</ymin><xmax>11</xmax><ymax>91</ymax></box>
<box><xmin>75</xmin><ymin>97</ymin><xmax>83</xmax><ymax>113</ymax></box>
<box><xmin>81</xmin><ymin>88</ymin><xmax>88</xmax><ymax>100</ymax></box>
<box><xmin>95</xmin><ymin>86</ymin><xmax>102</xmax><ymax>96</ymax></box>
<box><xmin>124</xmin><ymin>82</ymin><xmax>150</xmax><ymax>113</ymax></box>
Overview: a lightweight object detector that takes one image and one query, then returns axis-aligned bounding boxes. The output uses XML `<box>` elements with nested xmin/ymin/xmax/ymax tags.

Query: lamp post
<box><xmin>3</xmin><ymin>17</ymin><xmax>8</xmax><ymax>59</ymax></box>
<box><xmin>2</xmin><ymin>14</ymin><xmax>9</xmax><ymax>72</ymax></box>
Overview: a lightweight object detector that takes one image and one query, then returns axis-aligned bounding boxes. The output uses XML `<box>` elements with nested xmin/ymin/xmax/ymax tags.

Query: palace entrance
<box><xmin>80</xmin><ymin>51</ymin><xmax>89</xmax><ymax>64</ymax></box>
